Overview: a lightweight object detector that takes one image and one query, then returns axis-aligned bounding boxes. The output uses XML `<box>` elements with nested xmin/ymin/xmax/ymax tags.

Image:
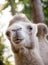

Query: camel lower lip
<box><xmin>14</xmin><ymin>39</ymin><xmax>23</xmax><ymax>43</ymax></box>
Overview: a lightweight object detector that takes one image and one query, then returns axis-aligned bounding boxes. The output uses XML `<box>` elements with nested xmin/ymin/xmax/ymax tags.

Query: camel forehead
<box><xmin>9</xmin><ymin>14</ymin><xmax>30</xmax><ymax>27</ymax></box>
<box><xmin>8</xmin><ymin>21</ymin><xmax>31</xmax><ymax>30</ymax></box>
<box><xmin>8</xmin><ymin>21</ymin><xmax>37</xmax><ymax>33</ymax></box>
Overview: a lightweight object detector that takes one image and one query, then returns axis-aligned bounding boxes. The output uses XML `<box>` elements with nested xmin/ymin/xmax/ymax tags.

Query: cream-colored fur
<box><xmin>6</xmin><ymin>14</ymin><xmax>48</xmax><ymax>65</ymax></box>
<box><xmin>37</xmin><ymin>23</ymin><xmax>48</xmax><ymax>65</ymax></box>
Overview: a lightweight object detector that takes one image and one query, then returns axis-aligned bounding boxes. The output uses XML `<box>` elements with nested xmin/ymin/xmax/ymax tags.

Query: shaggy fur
<box><xmin>6</xmin><ymin>14</ymin><xmax>48</xmax><ymax>65</ymax></box>
<box><xmin>37</xmin><ymin>23</ymin><xmax>48</xmax><ymax>65</ymax></box>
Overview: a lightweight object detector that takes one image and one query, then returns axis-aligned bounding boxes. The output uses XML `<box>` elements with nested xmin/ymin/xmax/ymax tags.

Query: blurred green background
<box><xmin>0</xmin><ymin>0</ymin><xmax>48</xmax><ymax>65</ymax></box>
<box><xmin>0</xmin><ymin>0</ymin><xmax>48</xmax><ymax>25</ymax></box>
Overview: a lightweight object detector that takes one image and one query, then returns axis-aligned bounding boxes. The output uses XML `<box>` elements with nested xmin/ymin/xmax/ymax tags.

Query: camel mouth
<box><xmin>14</xmin><ymin>38</ymin><xmax>24</xmax><ymax>44</ymax></box>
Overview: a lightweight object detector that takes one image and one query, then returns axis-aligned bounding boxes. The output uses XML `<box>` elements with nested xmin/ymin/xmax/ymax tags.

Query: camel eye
<box><xmin>27</xmin><ymin>25</ymin><xmax>33</xmax><ymax>31</ymax></box>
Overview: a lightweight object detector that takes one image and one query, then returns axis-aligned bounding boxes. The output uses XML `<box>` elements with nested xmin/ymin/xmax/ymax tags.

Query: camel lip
<box><xmin>14</xmin><ymin>39</ymin><xmax>24</xmax><ymax>44</ymax></box>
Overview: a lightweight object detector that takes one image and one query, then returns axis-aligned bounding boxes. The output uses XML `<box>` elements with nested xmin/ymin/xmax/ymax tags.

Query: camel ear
<box><xmin>37</xmin><ymin>23</ymin><xmax>47</xmax><ymax>37</ymax></box>
<box><xmin>6</xmin><ymin>30</ymin><xmax>11</xmax><ymax>40</ymax></box>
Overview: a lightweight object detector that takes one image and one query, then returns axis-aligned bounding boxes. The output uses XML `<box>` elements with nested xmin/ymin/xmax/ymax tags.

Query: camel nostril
<box><xmin>6</xmin><ymin>31</ymin><xmax>10</xmax><ymax>37</ymax></box>
<box><xmin>12</xmin><ymin>28</ymin><xmax>22</xmax><ymax>32</ymax></box>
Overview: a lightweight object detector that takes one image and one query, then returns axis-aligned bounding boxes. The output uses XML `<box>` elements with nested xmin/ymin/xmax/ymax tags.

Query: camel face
<box><xmin>6</xmin><ymin>20</ymin><xmax>37</xmax><ymax>51</ymax></box>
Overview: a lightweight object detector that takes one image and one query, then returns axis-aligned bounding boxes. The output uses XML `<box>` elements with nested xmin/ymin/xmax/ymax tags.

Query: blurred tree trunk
<box><xmin>0</xmin><ymin>60</ymin><xmax>4</xmax><ymax>65</ymax></box>
<box><xmin>8</xmin><ymin>0</ymin><xmax>16</xmax><ymax>15</ymax></box>
<box><xmin>30</xmin><ymin>0</ymin><xmax>45</xmax><ymax>23</ymax></box>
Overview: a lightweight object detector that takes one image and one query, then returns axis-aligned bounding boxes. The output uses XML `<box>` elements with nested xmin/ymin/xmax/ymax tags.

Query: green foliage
<box><xmin>8</xmin><ymin>0</ymin><xmax>16</xmax><ymax>15</ymax></box>
<box><xmin>0</xmin><ymin>2</ymin><xmax>9</xmax><ymax>12</ymax></box>
<box><xmin>16</xmin><ymin>0</ymin><xmax>31</xmax><ymax>20</ymax></box>
<box><xmin>21</xmin><ymin>2</ymin><xmax>31</xmax><ymax>20</ymax></box>
<box><xmin>0</xmin><ymin>34</ymin><xmax>12</xmax><ymax>65</ymax></box>
<box><xmin>0</xmin><ymin>0</ymin><xmax>16</xmax><ymax>15</ymax></box>
<box><xmin>0</xmin><ymin>34</ymin><xmax>5</xmax><ymax>61</ymax></box>
<box><xmin>42</xmin><ymin>0</ymin><xmax>48</xmax><ymax>25</ymax></box>
<box><xmin>0</xmin><ymin>0</ymin><xmax>48</xmax><ymax>25</ymax></box>
<box><xmin>0</xmin><ymin>0</ymin><xmax>48</xmax><ymax>64</ymax></box>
